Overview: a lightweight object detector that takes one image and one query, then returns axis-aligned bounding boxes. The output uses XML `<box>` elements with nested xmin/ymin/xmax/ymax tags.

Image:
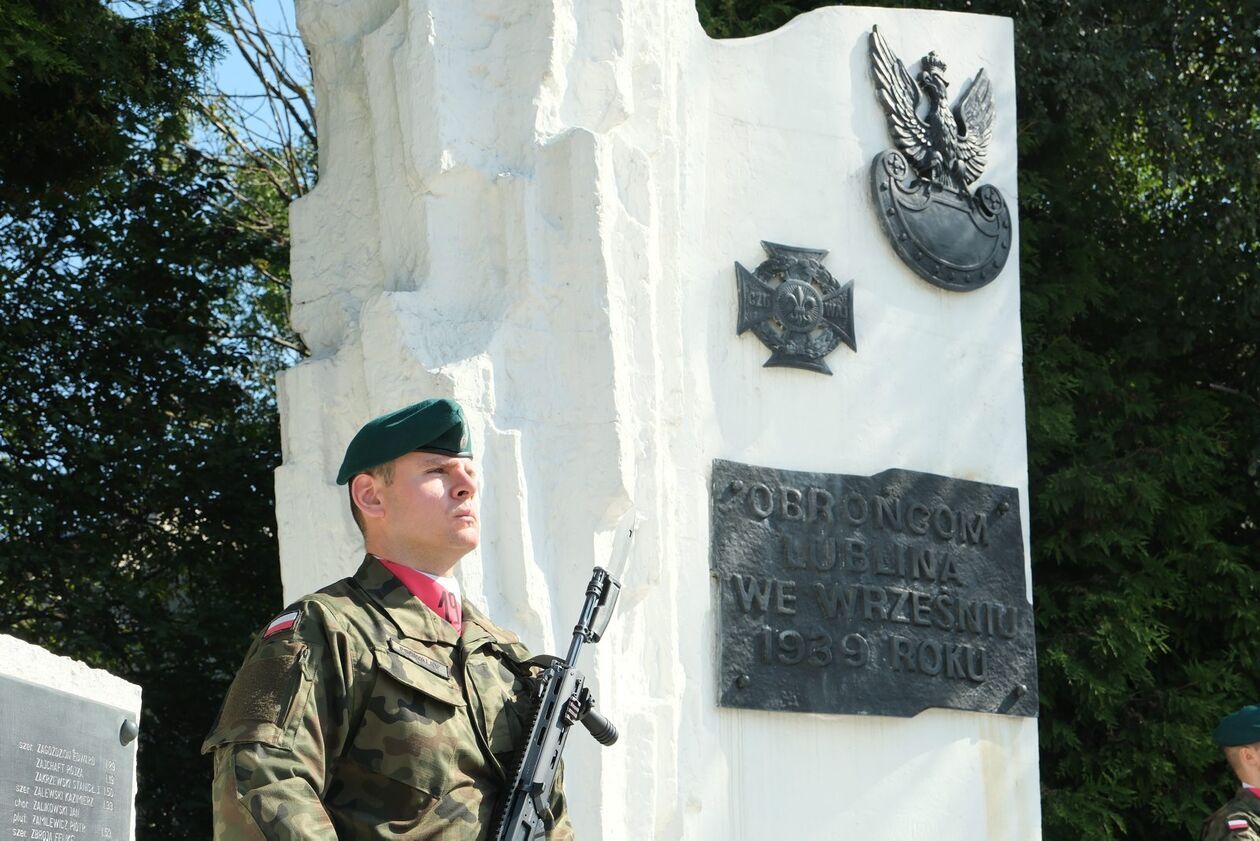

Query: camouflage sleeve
<box><xmin>202</xmin><ymin>601</ymin><xmax>362</xmax><ymax>840</ymax></box>
<box><xmin>1201</xmin><ymin>807</ymin><xmax>1260</xmax><ymax>841</ymax></box>
<box><xmin>1227</xmin><ymin>813</ymin><xmax>1260</xmax><ymax>841</ymax></box>
<box><xmin>546</xmin><ymin>760</ymin><xmax>573</xmax><ymax>840</ymax></box>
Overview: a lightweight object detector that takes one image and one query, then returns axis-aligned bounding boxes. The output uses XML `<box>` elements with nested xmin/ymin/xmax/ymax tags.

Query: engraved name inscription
<box><xmin>2</xmin><ymin>678</ymin><xmax>134</xmax><ymax>840</ymax></box>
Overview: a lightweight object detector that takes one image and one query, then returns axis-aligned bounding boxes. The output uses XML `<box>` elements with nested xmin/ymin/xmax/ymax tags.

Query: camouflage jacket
<box><xmin>1202</xmin><ymin>788</ymin><xmax>1260</xmax><ymax>841</ymax></box>
<box><xmin>203</xmin><ymin>555</ymin><xmax>572</xmax><ymax>840</ymax></box>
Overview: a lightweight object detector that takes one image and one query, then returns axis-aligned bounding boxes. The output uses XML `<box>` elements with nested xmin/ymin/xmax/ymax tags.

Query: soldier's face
<box><xmin>376</xmin><ymin>451</ymin><xmax>480</xmax><ymax>566</ymax></box>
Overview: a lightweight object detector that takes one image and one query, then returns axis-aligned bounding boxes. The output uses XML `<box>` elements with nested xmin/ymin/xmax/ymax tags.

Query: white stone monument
<box><xmin>281</xmin><ymin>1</ymin><xmax>1038</xmax><ymax>838</ymax></box>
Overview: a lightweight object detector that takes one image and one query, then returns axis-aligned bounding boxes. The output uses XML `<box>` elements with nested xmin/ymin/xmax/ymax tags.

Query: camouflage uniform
<box><xmin>203</xmin><ymin>555</ymin><xmax>572</xmax><ymax>840</ymax></box>
<box><xmin>1201</xmin><ymin>788</ymin><xmax>1260</xmax><ymax>841</ymax></box>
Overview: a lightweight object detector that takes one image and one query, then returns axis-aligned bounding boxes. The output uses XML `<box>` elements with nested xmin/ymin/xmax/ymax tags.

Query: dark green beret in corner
<box><xmin>335</xmin><ymin>397</ymin><xmax>472</xmax><ymax>485</ymax></box>
<box><xmin>1214</xmin><ymin>705</ymin><xmax>1260</xmax><ymax>747</ymax></box>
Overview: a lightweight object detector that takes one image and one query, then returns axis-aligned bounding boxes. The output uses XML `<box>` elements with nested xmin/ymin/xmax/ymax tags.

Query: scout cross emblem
<box><xmin>735</xmin><ymin>241</ymin><xmax>856</xmax><ymax>375</ymax></box>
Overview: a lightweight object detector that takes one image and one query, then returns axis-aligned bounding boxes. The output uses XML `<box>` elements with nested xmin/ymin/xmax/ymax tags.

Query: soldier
<box><xmin>1202</xmin><ymin>705</ymin><xmax>1260</xmax><ymax>841</ymax></box>
<box><xmin>203</xmin><ymin>397</ymin><xmax>572</xmax><ymax>840</ymax></box>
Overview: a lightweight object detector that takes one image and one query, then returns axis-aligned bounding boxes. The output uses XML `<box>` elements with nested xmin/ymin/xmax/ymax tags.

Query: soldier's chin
<box><xmin>454</xmin><ymin>525</ymin><xmax>480</xmax><ymax>549</ymax></box>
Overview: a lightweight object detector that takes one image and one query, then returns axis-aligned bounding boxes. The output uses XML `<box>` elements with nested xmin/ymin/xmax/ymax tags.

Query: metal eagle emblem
<box><xmin>868</xmin><ymin>26</ymin><xmax>1012</xmax><ymax>291</ymax></box>
<box><xmin>735</xmin><ymin>241</ymin><xmax>855</xmax><ymax>375</ymax></box>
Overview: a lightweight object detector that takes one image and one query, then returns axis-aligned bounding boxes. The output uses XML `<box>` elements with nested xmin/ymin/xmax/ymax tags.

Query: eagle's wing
<box><xmin>954</xmin><ymin>68</ymin><xmax>994</xmax><ymax>186</ymax></box>
<box><xmin>869</xmin><ymin>26</ymin><xmax>930</xmax><ymax>174</ymax></box>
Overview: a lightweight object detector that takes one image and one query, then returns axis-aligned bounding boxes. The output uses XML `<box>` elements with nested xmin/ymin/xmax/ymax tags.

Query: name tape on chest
<box><xmin>263</xmin><ymin>610</ymin><xmax>300</xmax><ymax>638</ymax></box>
<box><xmin>388</xmin><ymin>638</ymin><xmax>451</xmax><ymax>679</ymax></box>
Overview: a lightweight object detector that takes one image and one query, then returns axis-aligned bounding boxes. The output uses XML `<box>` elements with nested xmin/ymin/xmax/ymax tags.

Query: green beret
<box><xmin>1214</xmin><ymin>705</ymin><xmax>1260</xmax><ymax>747</ymax></box>
<box><xmin>336</xmin><ymin>398</ymin><xmax>471</xmax><ymax>485</ymax></box>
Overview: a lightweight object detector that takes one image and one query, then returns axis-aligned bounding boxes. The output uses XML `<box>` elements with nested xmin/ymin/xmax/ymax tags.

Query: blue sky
<box><xmin>210</xmin><ymin>0</ymin><xmax>302</xmax><ymax>98</ymax></box>
<box><xmin>200</xmin><ymin>0</ymin><xmax>310</xmax><ymax>151</ymax></box>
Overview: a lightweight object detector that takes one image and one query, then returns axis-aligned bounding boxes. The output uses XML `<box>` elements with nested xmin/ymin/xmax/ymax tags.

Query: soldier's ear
<box><xmin>350</xmin><ymin>473</ymin><xmax>387</xmax><ymax>521</ymax></box>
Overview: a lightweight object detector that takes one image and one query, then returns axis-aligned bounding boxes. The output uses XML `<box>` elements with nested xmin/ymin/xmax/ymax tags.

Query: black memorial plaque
<box><xmin>711</xmin><ymin>458</ymin><xmax>1037</xmax><ymax>718</ymax></box>
<box><xmin>1</xmin><ymin>676</ymin><xmax>137</xmax><ymax>841</ymax></box>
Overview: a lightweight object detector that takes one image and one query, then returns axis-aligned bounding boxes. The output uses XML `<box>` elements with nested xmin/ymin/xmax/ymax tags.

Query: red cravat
<box><xmin>436</xmin><ymin>588</ymin><xmax>463</xmax><ymax>635</ymax></box>
<box><xmin>377</xmin><ymin>557</ymin><xmax>464</xmax><ymax>635</ymax></box>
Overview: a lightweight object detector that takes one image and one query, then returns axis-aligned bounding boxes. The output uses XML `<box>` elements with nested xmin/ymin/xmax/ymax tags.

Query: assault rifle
<box><xmin>493</xmin><ymin>515</ymin><xmax>637</xmax><ymax>841</ymax></box>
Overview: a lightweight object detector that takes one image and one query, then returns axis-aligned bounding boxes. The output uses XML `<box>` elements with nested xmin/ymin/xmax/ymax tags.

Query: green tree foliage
<box><xmin>698</xmin><ymin>1</ymin><xmax>1260</xmax><ymax>839</ymax></box>
<box><xmin>0</xmin><ymin>0</ymin><xmax>210</xmax><ymax>203</ymax></box>
<box><xmin>0</xmin><ymin>1</ymin><xmax>296</xmax><ymax>835</ymax></box>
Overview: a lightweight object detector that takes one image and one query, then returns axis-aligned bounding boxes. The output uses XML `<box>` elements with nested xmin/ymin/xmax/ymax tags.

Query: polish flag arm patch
<box><xmin>263</xmin><ymin>610</ymin><xmax>300</xmax><ymax>638</ymax></box>
<box><xmin>1228</xmin><ymin>818</ymin><xmax>1250</xmax><ymax>831</ymax></box>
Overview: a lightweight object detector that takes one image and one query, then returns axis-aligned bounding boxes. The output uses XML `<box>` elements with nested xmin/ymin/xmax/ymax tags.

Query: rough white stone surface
<box><xmin>0</xmin><ymin>635</ymin><xmax>142</xmax><ymax>840</ymax></box>
<box><xmin>282</xmin><ymin>1</ymin><xmax>1038</xmax><ymax>838</ymax></box>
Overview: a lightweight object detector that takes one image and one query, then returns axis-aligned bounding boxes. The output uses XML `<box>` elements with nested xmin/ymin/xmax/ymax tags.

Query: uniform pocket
<box><xmin>343</xmin><ymin>644</ymin><xmax>474</xmax><ymax>799</ymax></box>
<box><xmin>201</xmin><ymin>641</ymin><xmax>311</xmax><ymax>753</ymax></box>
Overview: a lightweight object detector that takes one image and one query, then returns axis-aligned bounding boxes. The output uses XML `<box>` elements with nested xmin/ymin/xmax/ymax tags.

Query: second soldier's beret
<box><xmin>1213</xmin><ymin>705</ymin><xmax>1260</xmax><ymax>747</ymax></box>
<box><xmin>335</xmin><ymin>398</ymin><xmax>471</xmax><ymax>485</ymax></box>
